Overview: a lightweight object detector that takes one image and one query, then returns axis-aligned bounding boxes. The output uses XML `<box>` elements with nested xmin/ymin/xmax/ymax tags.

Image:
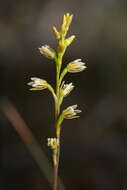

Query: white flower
<box><xmin>60</xmin><ymin>81</ymin><xmax>74</xmax><ymax>97</ymax></box>
<box><xmin>62</xmin><ymin>105</ymin><xmax>81</xmax><ymax>119</ymax></box>
<box><xmin>67</xmin><ymin>59</ymin><xmax>86</xmax><ymax>73</ymax></box>
<box><xmin>27</xmin><ymin>77</ymin><xmax>48</xmax><ymax>90</ymax></box>
<box><xmin>39</xmin><ymin>45</ymin><xmax>56</xmax><ymax>60</ymax></box>
<box><xmin>47</xmin><ymin>138</ymin><xmax>59</xmax><ymax>149</ymax></box>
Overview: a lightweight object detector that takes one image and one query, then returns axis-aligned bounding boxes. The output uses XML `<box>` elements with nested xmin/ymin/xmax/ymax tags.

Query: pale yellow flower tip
<box><xmin>53</xmin><ymin>26</ymin><xmax>60</xmax><ymax>39</ymax></box>
<box><xmin>27</xmin><ymin>77</ymin><xmax>48</xmax><ymax>90</ymax></box>
<box><xmin>47</xmin><ymin>138</ymin><xmax>59</xmax><ymax>149</ymax></box>
<box><xmin>62</xmin><ymin>105</ymin><xmax>81</xmax><ymax>119</ymax></box>
<box><xmin>39</xmin><ymin>45</ymin><xmax>56</xmax><ymax>60</ymax></box>
<box><xmin>60</xmin><ymin>13</ymin><xmax>73</xmax><ymax>35</ymax></box>
<box><xmin>67</xmin><ymin>59</ymin><xmax>87</xmax><ymax>73</ymax></box>
<box><xmin>60</xmin><ymin>81</ymin><xmax>74</xmax><ymax>97</ymax></box>
<box><xmin>66</xmin><ymin>13</ymin><xmax>73</xmax><ymax>25</ymax></box>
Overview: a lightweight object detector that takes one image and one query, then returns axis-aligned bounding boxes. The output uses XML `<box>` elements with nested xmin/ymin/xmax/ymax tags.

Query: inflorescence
<box><xmin>28</xmin><ymin>13</ymin><xmax>87</xmax><ymax>174</ymax></box>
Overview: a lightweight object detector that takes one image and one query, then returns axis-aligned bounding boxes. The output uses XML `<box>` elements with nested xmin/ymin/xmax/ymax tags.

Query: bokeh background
<box><xmin>1</xmin><ymin>0</ymin><xmax>127</xmax><ymax>189</ymax></box>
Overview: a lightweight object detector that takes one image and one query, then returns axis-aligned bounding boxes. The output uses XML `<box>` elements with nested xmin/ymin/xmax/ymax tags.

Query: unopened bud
<box><xmin>67</xmin><ymin>59</ymin><xmax>86</xmax><ymax>73</ymax></box>
<box><xmin>39</xmin><ymin>45</ymin><xmax>56</xmax><ymax>60</ymax></box>
<box><xmin>62</xmin><ymin>105</ymin><xmax>81</xmax><ymax>119</ymax></box>
<box><xmin>60</xmin><ymin>13</ymin><xmax>73</xmax><ymax>36</ymax></box>
<box><xmin>47</xmin><ymin>138</ymin><xmax>59</xmax><ymax>149</ymax></box>
<box><xmin>53</xmin><ymin>26</ymin><xmax>60</xmax><ymax>39</ymax></box>
<box><xmin>65</xmin><ymin>35</ymin><xmax>75</xmax><ymax>46</ymax></box>
<box><xmin>28</xmin><ymin>77</ymin><xmax>48</xmax><ymax>90</ymax></box>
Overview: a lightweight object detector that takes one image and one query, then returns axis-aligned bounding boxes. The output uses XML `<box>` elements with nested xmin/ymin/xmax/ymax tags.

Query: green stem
<box><xmin>59</xmin><ymin>67</ymin><xmax>68</xmax><ymax>86</ymax></box>
<box><xmin>56</xmin><ymin>114</ymin><xmax>64</xmax><ymax>137</ymax></box>
<box><xmin>53</xmin><ymin>29</ymin><xmax>69</xmax><ymax>190</ymax></box>
<box><xmin>47</xmin><ymin>84</ymin><xmax>57</xmax><ymax>105</ymax></box>
<box><xmin>53</xmin><ymin>50</ymin><xmax>64</xmax><ymax>190</ymax></box>
<box><xmin>53</xmin><ymin>134</ymin><xmax>60</xmax><ymax>190</ymax></box>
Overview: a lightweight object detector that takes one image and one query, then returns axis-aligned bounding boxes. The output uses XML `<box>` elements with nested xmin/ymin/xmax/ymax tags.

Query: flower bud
<box><xmin>39</xmin><ymin>45</ymin><xmax>56</xmax><ymax>60</ymax></box>
<box><xmin>53</xmin><ymin>26</ymin><xmax>60</xmax><ymax>39</ymax></box>
<box><xmin>60</xmin><ymin>13</ymin><xmax>73</xmax><ymax>36</ymax></box>
<box><xmin>47</xmin><ymin>138</ymin><xmax>59</xmax><ymax>149</ymax></box>
<box><xmin>27</xmin><ymin>77</ymin><xmax>48</xmax><ymax>90</ymax></box>
<box><xmin>60</xmin><ymin>14</ymin><xmax>66</xmax><ymax>34</ymax></box>
<box><xmin>67</xmin><ymin>59</ymin><xmax>86</xmax><ymax>73</ymax></box>
<box><xmin>65</xmin><ymin>35</ymin><xmax>75</xmax><ymax>46</ymax></box>
<box><xmin>62</xmin><ymin>105</ymin><xmax>81</xmax><ymax>119</ymax></box>
<box><xmin>60</xmin><ymin>81</ymin><xmax>74</xmax><ymax>97</ymax></box>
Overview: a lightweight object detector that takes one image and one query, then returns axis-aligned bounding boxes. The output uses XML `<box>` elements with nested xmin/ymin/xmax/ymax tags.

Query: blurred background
<box><xmin>1</xmin><ymin>0</ymin><xmax>127</xmax><ymax>189</ymax></box>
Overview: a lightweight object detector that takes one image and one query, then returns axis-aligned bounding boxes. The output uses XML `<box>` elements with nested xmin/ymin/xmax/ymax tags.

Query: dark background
<box><xmin>1</xmin><ymin>0</ymin><xmax>127</xmax><ymax>189</ymax></box>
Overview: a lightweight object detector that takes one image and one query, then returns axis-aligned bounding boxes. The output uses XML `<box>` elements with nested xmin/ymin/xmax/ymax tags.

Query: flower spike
<box><xmin>28</xmin><ymin>77</ymin><xmax>48</xmax><ymax>90</ymax></box>
<box><xmin>27</xmin><ymin>13</ymin><xmax>87</xmax><ymax>189</ymax></box>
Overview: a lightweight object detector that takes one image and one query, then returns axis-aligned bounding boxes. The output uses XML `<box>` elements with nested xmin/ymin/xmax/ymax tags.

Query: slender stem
<box><xmin>47</xmin><ymin>84</ymin><xmax>57</xmax><ymax>105</ymax></box>
<box><xmin>53</xmin><ymin>31</ymin><xmax>68</xmax><ymax>190</ymax></box>
<box><xmin>53</xmin><ymin>53</ymin><xmax>63</xmax><ymax>190</ymax></box>
<box><xmin>56</xmin><ymin>65</ymin><xmax>59</xmax><ymax>98</ymax></box>
<box><xmin>59</xmin><ymin>67</ymin><xmax>68</xmax><ymax>86</ymax></box>
<box><xmin>53</xmin><ymin>133</ymin><xmax>60</xmax><ymax>190</ymax></box>
<box><xmin>53</xmin><ymin>104</ymin><xmax>61</xmax><ymax>190</ymax></box>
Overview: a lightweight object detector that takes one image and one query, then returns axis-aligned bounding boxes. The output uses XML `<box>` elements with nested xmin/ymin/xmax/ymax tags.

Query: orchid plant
<box><xmin>28</xmin><ymin>13</ymin><xmax>87</xmax><ymax>190</ymax></box>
